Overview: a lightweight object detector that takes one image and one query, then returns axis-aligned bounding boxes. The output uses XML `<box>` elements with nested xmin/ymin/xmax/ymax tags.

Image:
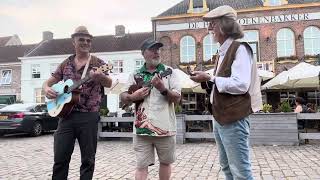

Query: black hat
<box><xmin>140</xmin><ymin>38</ymin><xmax>163</xmax><ymax>53</ymax></box>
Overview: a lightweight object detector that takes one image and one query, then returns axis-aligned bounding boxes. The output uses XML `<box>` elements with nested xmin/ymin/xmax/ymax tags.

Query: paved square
<box><xmin>0</xmin><ymin>134</ymin><xmax>319</xmax><ymax>179</ymax></box>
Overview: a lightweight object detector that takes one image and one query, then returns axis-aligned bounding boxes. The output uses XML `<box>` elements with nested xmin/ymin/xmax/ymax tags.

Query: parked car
<box><xmin>0</xmin><ymin>104</ymin><xmax>7</xmax><ymax>109</ymax></box>
<box><xmin>0</xmin><ymin>103</ymin><xmax>59</xmax><ymax>136</ymax></box>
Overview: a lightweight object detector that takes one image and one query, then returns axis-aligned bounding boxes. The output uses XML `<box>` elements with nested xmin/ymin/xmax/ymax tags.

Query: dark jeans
<box><xmin>52</xmin><ymin>112</ymin><xmax>100</xmax><ymax>180</ymax></box>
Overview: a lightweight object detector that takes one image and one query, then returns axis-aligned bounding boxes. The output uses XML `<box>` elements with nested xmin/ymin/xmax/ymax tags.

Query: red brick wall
<box><xmin>154</xmin><ymin>6</ymin><xmax>320</xmax><ymax>74</ymax></box>
<box><xmin>0</xmin><ymin>65</ymin><xmax>21</xmax><ymax>101</ymax></box>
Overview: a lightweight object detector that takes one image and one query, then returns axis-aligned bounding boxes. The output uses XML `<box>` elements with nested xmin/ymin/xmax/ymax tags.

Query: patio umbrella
<box><xmin>262</xmin><ymin>62</ymin><xmax>320</xmax><ymax>90</ymax></box>
<box><xmin>261</xmin><ymin>70</ymin><xmax>289</xmax><ymax>90</ymax></box>
<box><xmin>174</xmin><ymin>69</ymin><xmax>204</xmax><ymax>93</ymax></box>
<box><xmin>283</xmin><ymin>62</ymin><xmax>320</xmax><ymax>88</ymax></box>
<box><xmin>258</xmin><ymin>69</ymin><xmax>274</xmax><ymax>81</ymax></box>
<box><xmin>105</xmin><ymin>73</ymin><xmax>130</xmax><ymax>94</ymax></box>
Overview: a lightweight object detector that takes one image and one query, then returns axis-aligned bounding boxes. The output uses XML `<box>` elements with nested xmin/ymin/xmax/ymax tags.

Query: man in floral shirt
<box><xmin>43</xmin><ymin>26</ymin><xmax>112</xmax><ymax>180</ymax></box>
<box><xmin>121</xmin><ymin>38</ymin><xmax>181</xmax><ymax>180</ymax></box>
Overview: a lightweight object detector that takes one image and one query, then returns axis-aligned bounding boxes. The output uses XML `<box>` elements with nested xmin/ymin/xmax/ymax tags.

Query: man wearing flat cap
<box><xmin>120</xmin><ymin>38</ymin><xmax>181</xmax><ymax>180</ymax></box>
<box><xmin>43</xmin><ymin>26</ymin><xmax>112</xmax><ymax>180</ymax></box>
<box><xmin>190</xmin><ymin>5</ymin><xmax>262</xmax><ymax>180</ymax></box>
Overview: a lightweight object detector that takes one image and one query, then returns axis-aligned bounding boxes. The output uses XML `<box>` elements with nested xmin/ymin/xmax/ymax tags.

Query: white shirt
<box><xmin>210</xmin><ymin>38</ymin><xmax>253</xmax><ymax>103</ymax></box>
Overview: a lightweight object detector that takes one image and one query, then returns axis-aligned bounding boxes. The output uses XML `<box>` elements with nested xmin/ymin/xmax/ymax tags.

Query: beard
<box><xmin>149</xmin><ymin>58</ymin><xmax>161</xmax><ymax>67</ymax></box>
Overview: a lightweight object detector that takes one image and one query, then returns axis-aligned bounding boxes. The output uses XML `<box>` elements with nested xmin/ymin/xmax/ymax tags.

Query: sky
<box><xmin>0</xmin><ymin>0</ymin><xmax>182</xmax><ymax>44</ymax></box>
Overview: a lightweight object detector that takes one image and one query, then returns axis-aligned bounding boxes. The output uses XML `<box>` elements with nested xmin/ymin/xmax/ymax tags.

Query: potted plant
<box><xmin>262</xmin><ymin>103</ymin><xmax>272</xmax><ymax>113</ymax></box>
<box><xmin>279</xmin><ymin>100</ymin><xmax>292</xmax><ymax>112</ymax></box>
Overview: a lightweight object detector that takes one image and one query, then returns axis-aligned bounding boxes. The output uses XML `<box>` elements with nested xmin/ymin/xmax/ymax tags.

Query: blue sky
<box><xmin>0</xmin><ymin>0</ymin><xmax>181</xmax><ymax>44</ymax></box>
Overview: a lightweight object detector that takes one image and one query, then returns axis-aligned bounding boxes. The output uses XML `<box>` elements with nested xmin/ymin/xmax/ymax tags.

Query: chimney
<box><xmin>43</xmin><ymin>31</ymin><xmax>53</xmax><ymax>41</ymax></box>
<box><xmin>115</xmin><ymin>25</ymin><xmax>125</xmax><ymax>37</ymax></box>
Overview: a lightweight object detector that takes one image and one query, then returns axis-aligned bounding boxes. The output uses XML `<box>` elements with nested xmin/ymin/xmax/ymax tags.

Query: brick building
<box><xmin>152</xmin><ymin>0</ymin><xmax>320</xmax><ymax>111</ymax></box>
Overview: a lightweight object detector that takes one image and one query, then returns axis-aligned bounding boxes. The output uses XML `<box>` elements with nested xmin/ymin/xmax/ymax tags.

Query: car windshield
<box><xmin>0</xmin><ymin>103</ymin><xmax>36</xmax><ymax>111</ymax></box>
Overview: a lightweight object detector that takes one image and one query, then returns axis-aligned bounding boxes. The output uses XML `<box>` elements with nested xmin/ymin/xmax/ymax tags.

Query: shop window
<box><xmin>180</xmin><ymin>36</ymin><xmax>196</xmax><ymax>63</ymax></box>
<box><xmin>303</xmin><ymin>26</ymin><xmax>320</xmax><ymax>56</ymax></box>
<box><xmin>203</xmin><ymin>34</ymin><xmax>219</xmax><ymax>61</ymax></box>
<box><xmin>277</xmin><ymin>28</ymin><xmax>295</xmax><ymax>57</ymax></box>
<box><xmin>0</xmin><ymin>69</ymin><xmax>12</xmax><ymax>85</ymax></box>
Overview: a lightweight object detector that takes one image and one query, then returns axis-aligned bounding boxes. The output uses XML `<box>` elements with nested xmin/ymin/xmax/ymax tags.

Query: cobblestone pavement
<box><xmin>0</xmin><ymin>134</ymin><xmax>320</xmax><ymax>180</ymax></box>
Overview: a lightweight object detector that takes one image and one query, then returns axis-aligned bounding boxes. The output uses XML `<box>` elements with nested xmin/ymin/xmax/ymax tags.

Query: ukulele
<box><xmin>47</xmin><ymin>64</ymin><xmax>113</xmax><ymax>118</ymax></box>
<box><xmin>123</xmin><ymin>68</ymin><xmax>173</xmax><ymax>111</ymax></box>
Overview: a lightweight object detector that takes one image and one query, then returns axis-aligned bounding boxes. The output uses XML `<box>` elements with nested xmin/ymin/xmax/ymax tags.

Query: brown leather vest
<box><xmin>212</xmin><ymin>41</ymin><xmax>252</xmax><ymax>125</ymax></box>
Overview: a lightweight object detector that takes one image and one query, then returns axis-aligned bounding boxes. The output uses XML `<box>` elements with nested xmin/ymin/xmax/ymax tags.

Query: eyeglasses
<box><xmin>78</xmin><ymin>38</ymin><xmax>92</xmax><ymax>43</ymax></box>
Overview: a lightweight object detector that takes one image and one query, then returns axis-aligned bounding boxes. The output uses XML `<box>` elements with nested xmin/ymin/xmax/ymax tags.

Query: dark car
<box><xmin>0</xmin><ymin>103</ymin><xmax>59</xmax><ymax>136</ymax></box>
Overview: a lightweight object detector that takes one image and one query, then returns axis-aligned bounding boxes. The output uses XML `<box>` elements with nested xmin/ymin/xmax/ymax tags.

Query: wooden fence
<box><xmin>98</xmin><ymin>113</ymin><xmax>320</xmax><ymax>145</ymax></box>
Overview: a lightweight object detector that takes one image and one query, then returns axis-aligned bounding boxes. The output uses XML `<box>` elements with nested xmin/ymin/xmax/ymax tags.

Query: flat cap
<box><xmin>203</xmin><ymin>5</ymin><xmax>237</xmax><ymax>21</ymax></box>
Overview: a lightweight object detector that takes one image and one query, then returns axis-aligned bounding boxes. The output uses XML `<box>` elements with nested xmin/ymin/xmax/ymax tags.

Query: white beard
<box><xmin>150</xmin><ymin>58</ymin><xmax>161</xmax><ymax>66</ymax></box>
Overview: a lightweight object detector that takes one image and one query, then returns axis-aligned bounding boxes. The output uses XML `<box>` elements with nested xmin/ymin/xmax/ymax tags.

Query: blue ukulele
<box><xmin>47</xmin><ymin>64</ymin><xmax>113</xmax><ymax>118</ymax></box>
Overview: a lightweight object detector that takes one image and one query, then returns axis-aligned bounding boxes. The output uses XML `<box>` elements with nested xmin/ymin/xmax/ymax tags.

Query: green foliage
<box><xmin>100</xmin><ymin>107</ymin><xmax>109</xmax><ymax>117</ymax></box>
<box><xmin>279</xmin><ymin>100</ymin><xmax>291</xmax><ymax>112</ymax></box>
<box><xmin>175</xmin><ymin>104</ymin><xmax>182</xmax><ymax>114</ymax></box>
<box><xmin>262</xmin><ymin>103</ymin><xmax>272</xmax><ymax>113</ymax></box>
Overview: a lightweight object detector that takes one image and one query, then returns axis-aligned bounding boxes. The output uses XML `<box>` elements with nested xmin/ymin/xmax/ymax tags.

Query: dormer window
<box><xmin>187</xmin><ymin>0</ymin><xmax>209</xmax><ymax>14</ymax></box>
<box><xmin>270</xmin><ymin>0</ymin><xmax>281</xmax><ymax>6</ymax></box>
<box><xmin>263</xmin><ymin>0</ymin><xmax>288</xmax><ymax>6</ymax></box>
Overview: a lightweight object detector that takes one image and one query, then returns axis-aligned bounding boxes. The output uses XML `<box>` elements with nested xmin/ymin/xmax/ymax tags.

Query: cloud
<box><xmin>0</xmin><ymin>0</ymin><xmax>181</xmax><ymax>44</ymax></box>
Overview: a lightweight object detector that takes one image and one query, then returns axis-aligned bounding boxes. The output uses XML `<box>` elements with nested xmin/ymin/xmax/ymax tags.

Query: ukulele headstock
<box><xmin>96</xmin><ymin>63</ymin><xmax>113</xmax><ymax>75</ymax></box>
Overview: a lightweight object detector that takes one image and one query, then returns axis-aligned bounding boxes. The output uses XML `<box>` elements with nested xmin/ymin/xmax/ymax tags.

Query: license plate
<box><xmin>0</xmin><ymin>116</ymin><xmax>8</xmax><ymax>120</ymax></box>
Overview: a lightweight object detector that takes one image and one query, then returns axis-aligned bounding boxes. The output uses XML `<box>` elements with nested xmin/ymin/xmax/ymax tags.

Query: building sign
<box><xmin>156</xmin><ymin>12</ymin><xmax>320</xmax><ymax>32</ymax></box>
<box><xmin>238</xmin><ymin>12</ymin><xmax>320</xmax><ymax>25</ymax></box>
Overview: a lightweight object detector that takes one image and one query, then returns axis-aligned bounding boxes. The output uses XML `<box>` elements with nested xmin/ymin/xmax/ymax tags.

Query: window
<box><xmin>277</xmin><ymin>28</ymin><xmax>295</xmax><ymax>57</ymax></box>
<box><xmin>35</xmin><ymin>88</ymin><xmax>45</xmax><ymax>103</ymax></box>
<box><xmin>135</xmin><ymin>59</ymin><xmax>145</xmax><ymax>71</ymax></box>
<box><xmin>180</xmin><ymin>36</ymin><xmax>196</xmax><ymax>63</ymax></box>
<box><xmin>0</xmin><ymin>69</ymin><xmax>12</xmax><ymax>85</ymax></box>
<box><xmin>241</xmin><ymin>30</ymin><xmax>260</xmax><ymax>62</ymax></box>
<box><xmin>50</xmin><ymin>63</ymin><xmax>59</xmax><ymax>75</ymax></box>
<box><xmin>32</xmin><ymin>64</ymin><xmax>41</xmax><ymax>78</ymax></box>
<box><xmin>269</xmin><ymin>0</ymin><xmax>282</xmax><ymax>6</ymax></box>
<box><xmin>303</xmin><ymin>26</ymin><xmax>320</xmax><ymax>56</ymax></box>
<box><xmin>112</xmin><ymin>60</ymin><xmax>124</xmax><ymax>73</ymax></box>
<box><xmin>203</xmin><ymin>34</ymin><xmax>219</xmax><ymax>61</ymax></box>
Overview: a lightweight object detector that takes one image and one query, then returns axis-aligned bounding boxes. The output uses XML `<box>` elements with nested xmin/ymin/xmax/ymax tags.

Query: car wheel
<box><xmin>30</xmin><ymin>121</ymin><xmax>42</xmax><ymax>137</ymax></box>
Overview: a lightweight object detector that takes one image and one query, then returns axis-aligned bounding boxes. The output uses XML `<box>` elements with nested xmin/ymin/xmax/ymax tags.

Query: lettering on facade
<box><xmin>156</xmin><ymin>12</ymin><xmax>320</xmax><ymax>32</ymax></box>
<box><xmin>238</xmin><ymin>13</ymin><xmax>311</xmax><ymax>25</ymax></box>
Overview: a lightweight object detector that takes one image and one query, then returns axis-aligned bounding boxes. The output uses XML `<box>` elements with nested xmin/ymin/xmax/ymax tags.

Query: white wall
<box><xmin>20</xmin><ymin>50</ymin><xmax>143</xmax><ymax>113</ymax></box>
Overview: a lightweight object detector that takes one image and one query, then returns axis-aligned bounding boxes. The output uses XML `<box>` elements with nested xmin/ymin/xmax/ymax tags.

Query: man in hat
<box><xmin>120</xmin><ymin>38</ymin><xmax>181</xmax><ymax>180</ymax></box>
<box><xmin>190</xmin><ymin>5</ymin><xmax>262</xmax><ymax>180</ymax></box>
<box><xmin>43</xmin><ymin>26</ymin><xmax>112</xmax><ymax>180</ymax></box>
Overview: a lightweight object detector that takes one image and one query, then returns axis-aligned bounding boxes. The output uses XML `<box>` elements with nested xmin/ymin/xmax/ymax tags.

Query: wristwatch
<box><xmin>160</xmin><ymin>89</ymin><xmax>168</xmax><ymax>96</ymax></box>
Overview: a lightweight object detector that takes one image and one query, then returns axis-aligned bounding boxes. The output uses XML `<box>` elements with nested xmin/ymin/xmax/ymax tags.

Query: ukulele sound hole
<box><xmin>64</xmin><ymin>86</ymin><xmax>69</xmax><ymax>93</ymax></box>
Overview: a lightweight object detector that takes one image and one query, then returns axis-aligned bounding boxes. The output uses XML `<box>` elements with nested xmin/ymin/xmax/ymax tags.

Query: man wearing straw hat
<box><xmin>43</xmin><ymin>26</ymin><xmax>112</xmax><ymax>180</ymax></box>
<box><xmin>190</xmin><ymin>5</ymin><xmax>262</xmax><ymax>180</ymax></box>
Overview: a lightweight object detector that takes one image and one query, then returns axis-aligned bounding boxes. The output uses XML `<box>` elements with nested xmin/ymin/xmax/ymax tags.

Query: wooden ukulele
<box><xmin>124</xmin><ymin>68</ymin><xmax>173</xmax><ymax>111</ymax></box>
<box><xmin>47</xmin><ymin>64</ymin><xmax>113</xmax><ymax>118</ymax></box>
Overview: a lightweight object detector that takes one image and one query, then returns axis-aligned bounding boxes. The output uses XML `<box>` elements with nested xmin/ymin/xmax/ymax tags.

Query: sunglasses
<box><xmin>78</xmin><ymin>38</ymin><xmax>92</xmax><ymax>43</ymax></box>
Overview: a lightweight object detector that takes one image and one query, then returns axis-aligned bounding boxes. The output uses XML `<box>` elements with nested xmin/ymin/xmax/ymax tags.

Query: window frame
<box><xmin>180</xmin><ymin>36</ymin><xmax>196</xmax><ymax>63</ymax></box>
<box><xmin>203</xmin><ymin>34</ymin><xmax>219</xmax><ymax>62</ymax></box>
<box><xmin>35</xmin><ymin>88</ymin><xmax>45</xmax><ymax>103</ymax></box>
<box><xmin>31</xmin><ymin>64</ymin><xmax>41</xmax><ymax>79</ymax></box>
<box><xmin>276</xmin><ymin>28</ymin><xmax>295</xmax><ymax>57</ymax></box>
<box><xmin>112</xmin><ymin>60</ymin><xmax>124</xmax><ymax>74</ymax></box>
<box><xmin>303</xmin><ymin>26</ymin><xmax>320</xmax><ymax>56</ymax></box>
<box><xmin>0</xmin><ymin>69</ymin><xmax>12</xmax><ymax>85</ymax></box>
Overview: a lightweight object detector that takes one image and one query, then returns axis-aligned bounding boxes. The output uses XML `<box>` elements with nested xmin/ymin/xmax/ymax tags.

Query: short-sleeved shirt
<box><xmin>52</xmin><ymin>54</ymin><xmax>106</xmax><ymax>112</ymax></box>
<box><xmin>124</xmin><ymin>63</ymin><xmax>181</xmax><ymax>137</ymax></box>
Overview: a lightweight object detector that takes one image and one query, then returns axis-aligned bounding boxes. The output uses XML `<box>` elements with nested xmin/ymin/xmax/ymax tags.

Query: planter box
<box><xmin>249</xmin><ymin>113</ymin><xmax>299</xmax><ymax>145</ymax></box>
